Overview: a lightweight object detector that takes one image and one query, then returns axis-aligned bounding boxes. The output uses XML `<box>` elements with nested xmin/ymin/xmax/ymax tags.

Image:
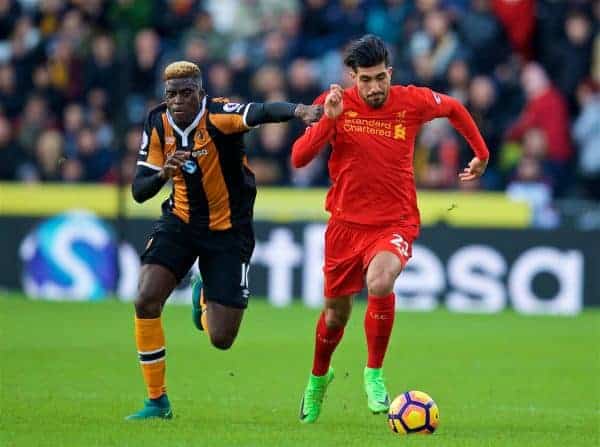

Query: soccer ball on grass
<box><xmin>387</xmin><ymin>390</ymin><xmax>439</xmax><ymax>435</ymax></box>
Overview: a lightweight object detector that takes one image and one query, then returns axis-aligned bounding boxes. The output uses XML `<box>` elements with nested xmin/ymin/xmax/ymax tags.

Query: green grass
<box><xmin>1</xmin><ymin>293</ymin><xmax>598</xmax><ymax>447</ymax></box>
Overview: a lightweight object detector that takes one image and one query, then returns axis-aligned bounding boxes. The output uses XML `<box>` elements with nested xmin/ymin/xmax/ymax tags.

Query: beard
<box><xmin>364</xmin><ymin>92</ymin><xmax>387</xmax><ymax>108</ymax></box>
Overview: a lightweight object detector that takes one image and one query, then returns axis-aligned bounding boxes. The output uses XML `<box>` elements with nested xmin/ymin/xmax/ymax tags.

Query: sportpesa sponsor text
<box><xmin>5</xmin><ymin>214</ymin><xmax>596</xmax><ymax>314</ymax></box>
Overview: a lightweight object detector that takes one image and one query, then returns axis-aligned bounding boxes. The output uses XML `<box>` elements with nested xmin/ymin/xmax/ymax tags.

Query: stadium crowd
<box><xmin>0</xmin><ymin>0</ymin><xmax>599</xmax><ymax>204</ymax></box>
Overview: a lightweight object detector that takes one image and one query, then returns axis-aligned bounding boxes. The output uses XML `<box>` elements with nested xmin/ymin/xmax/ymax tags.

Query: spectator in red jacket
<box><xmin>507</xmin><ymin>62</ymin><xmax>572</xmax><ymax>164</ymax></box>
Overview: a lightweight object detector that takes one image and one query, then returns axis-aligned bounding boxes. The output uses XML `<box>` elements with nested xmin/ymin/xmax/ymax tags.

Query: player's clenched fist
<box><xmin>325</xmin><ymin>84</ymin><xmax>344</xmax><ymax>119</ymax></box>
<box><xmin>294</xmin><ymin>104</ymin><xmax>324</xmax><ymax>125</ymax></box>
<box><xmin>159</xmin><ymin>151</ymin><xmax>189</xmax><ymax>180</ymax></box>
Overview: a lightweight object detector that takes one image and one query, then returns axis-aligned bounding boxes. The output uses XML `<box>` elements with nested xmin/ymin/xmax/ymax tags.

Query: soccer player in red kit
<box><xmin>293</xmin><ymin>35</ymin><xmax>489</xmax><ymax>423</ymax></box>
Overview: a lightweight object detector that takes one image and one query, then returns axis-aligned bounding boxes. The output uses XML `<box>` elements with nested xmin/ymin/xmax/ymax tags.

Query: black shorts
<box><xmin>141</xmin><ymin>214</ymin><xmax>255</xmax><ymax>309</ymax></box>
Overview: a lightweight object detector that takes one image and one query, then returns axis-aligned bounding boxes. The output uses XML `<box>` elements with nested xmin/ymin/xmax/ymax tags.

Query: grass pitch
<box><xmin>1</xmin><ymin>293</ymin><xmax>598</xmax><ymax>447</ymax></box>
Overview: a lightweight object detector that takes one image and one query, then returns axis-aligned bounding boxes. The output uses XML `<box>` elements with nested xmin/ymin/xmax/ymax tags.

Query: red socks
<box><xmin>311</xmin><ymin>293</ymin><xmax>395</xmax><ymax>375</ymax></box>
<box><xmin>312</xmin><ymin>312</ymin><xmax>344</xmax><ymax>376</ymax></box>
<box><xmin>364</xmin><ymin>293</ymin><xmax>396</xmax><ymax>368</ymax></box>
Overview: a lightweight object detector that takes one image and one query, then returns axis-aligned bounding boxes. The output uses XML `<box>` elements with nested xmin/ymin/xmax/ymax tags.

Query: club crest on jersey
<box><xmin>182</xmin><ymin>160</ymin><xmax>197</xmax><ymax>174</ymax></box>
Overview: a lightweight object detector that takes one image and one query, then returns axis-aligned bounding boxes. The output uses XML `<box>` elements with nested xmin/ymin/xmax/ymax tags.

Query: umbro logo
<box><xmin>191</xmin><ymin>149</ymin><xmax>208</xmax><ymax>157</ymax></box>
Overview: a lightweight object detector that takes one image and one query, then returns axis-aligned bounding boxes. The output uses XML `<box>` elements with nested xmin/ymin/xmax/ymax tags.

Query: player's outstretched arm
<box><xmin>444</xmin><ymin>101</ymin><xmax>489</xmax><ymax>182</ymax></box>
<box><xmin>131</xmin><ymin>151</ymin><xmax>188</xmax><ymax>203</ymax></box>
<box><xmin>417</xmin><ymin>88</ymin><xmax>489</xmax><ymax>182</ymax></box>
<box><xmin>291</xmin><ymin>84</ymin><xmax>343</xmax><ymax>168</ymax></box>
<box><xmin>245</xmin><ymin>102</ymin><xmax>323</xmax><ymax>127</ymax></box>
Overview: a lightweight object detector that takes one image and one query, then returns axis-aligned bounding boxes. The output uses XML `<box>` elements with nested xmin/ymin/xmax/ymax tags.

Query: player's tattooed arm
<box><xmin>132</xmin><ymin>151</ymin><xmax>188</xmax><ymax>203</ymax></box>
<box><xmin>245</xmin><ymin>102</ymin><xmax>323</xmax><ymax>126</ymax></box>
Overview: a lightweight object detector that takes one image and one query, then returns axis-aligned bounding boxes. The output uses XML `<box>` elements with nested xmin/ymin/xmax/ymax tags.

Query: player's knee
<box><xmin>324</xmin><ymin>308</ymin><xmax>349</xmax><ymax>329</ymax></box>
<box><xmin>209</xmin><ymin>332</ymin><xmax>236</xmax><ymax>350</ymax></box>
<box><xmin>367</xmin><ymin>272</ymin><xmax>396</xmax><ymax>297</ymax></box>
<box><xmin>134</xmin><ymin>290</ymin><xmax>163</xmax><ymax>318</ymax></box>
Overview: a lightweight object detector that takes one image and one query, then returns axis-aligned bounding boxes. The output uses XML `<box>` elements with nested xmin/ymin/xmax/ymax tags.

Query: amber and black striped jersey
<box><xmin>136</xmin><ymin>96</ymin><xmax>259</xmax><ymax>230</ymax></box>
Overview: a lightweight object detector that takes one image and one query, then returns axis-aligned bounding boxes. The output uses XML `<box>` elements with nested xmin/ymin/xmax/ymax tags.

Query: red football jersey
<box><xmin>291</xmin><ymin>85</ymin><xmax>489</xmax><ymax>228</ymax></box>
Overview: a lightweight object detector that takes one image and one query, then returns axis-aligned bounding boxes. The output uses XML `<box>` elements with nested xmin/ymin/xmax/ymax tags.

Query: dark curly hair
<box><xmin>343</xmin><ymin>34</ymin><xmax>390</xmax><ymax>71</ymax></box>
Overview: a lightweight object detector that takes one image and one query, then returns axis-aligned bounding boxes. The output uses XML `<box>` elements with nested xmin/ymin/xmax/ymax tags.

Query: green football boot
<box><xmin>125</xmin><ymin>395</ymin><xmax>173</xmax><ymax>420</ymax></box>
<box><xmin>364</xmin><ymin>367</ymin><xmax>390</xmax><ymax>414</ymax></box>
<box><xmin>299</xmin><ymin>367</ymin><xmax>334</xmax><ymax>424</ymax></box>
<box><xmin>191</xmin><ymin>274</ymin><xmax>207</xmax><ymax>331</ymax></box>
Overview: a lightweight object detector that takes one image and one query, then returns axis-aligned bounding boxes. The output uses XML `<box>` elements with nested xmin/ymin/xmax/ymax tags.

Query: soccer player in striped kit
<box><xmin>127</xmin><ymin>61</ymin><xmax>322</xmax><ymax>419</ymax></box>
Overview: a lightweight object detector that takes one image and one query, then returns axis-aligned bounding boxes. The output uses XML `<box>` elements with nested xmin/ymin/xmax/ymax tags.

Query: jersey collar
<box><xmin>166</xmin><ymin>95</ymin><xmax>207</xmax><ymax>147</ymax></box>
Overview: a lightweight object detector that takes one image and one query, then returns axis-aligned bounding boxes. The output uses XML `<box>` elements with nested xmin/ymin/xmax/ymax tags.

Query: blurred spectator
<box><xmin>0</xmin><ymin>63</ymin><xmax>22</xmax><ymax>117</ymax></box>
<box><xmin>457</xmin><ymin>0</ymin><xmax>508</xmax><ymax>74</ymax></box>
<box><xmin>62</xmin><ymin>102</ymin><xmax>85</xmax><ymax>158</ymax></box>
<box><xmin>58</xmin><ymin>8</ymin><xmax>87</xmax><ymax>51</ymax></box>
<box><xmin>35</xmin><ymin>129</ymin><xmax>63</xmax><ymax>181</ymax></box>
<box><xmin>366</xmin><ymin>0</ymin><xmax>413</xmax><ymax>46</ymax></box>
<box><xmin>446</xmin><ymin>59</ymin><xmax>470</xmax><ymax>103</ymax></box>
<box><xmin>47</xmin><ymin>37</ymin><xmax>83</xmax><ymax>100</ymax></box>
<box><xmin>109</xmin><ymin>0</ymin><xmax>153</xmax><ymax>50</ymax></box>
<box><xmin>129</xmin><ymin>29</ymin><xmax>161</xmax><ymax>95</ymax></box>
<box><xmin>0</xmin><ymin>0</ymin><xmax>22</xmax><ymax>41</ymax></box>
<box><xmin>300</xmin><ymin>0</ymin><xmax>338</xmax><ymax>58</ymax></box>
<box><xmin>409</xmin><ymin>9</ymin><xmax>461</xmax><ymax>87</ymax></box>
<box><xmin>287</xmin><ymin>58</ymin><xmax>321</xmax><ymax>104</ymax></box>
<box><xmin>85</xmin><ymin>34</ymin><xmax>119</xmax><ymax>109</ymax></box>
<box><xmin>573</xmin><ymin>79</ymin><xmax>600</xmax><ymax>199</ymax></box>
<box><xmin>549</xmin><ymin>10</ymin><xmax>594</xmax><ymax>112</ymax></box>
<box><xmin>34</xmin><ymin>0</ymin><xmax>67</xmax><ymax>38</ymax></box>
<box><xmin>31</xmin><ymin>64</ymin><xmax>62</xmax><ymax>115</ymax></box>
<box><xmin>0</xmin><ymin>0</ymin><xmax>595</xmax><ymax>198</ymax></box>
<box><xmin>17</xmin><ymin>94</ymin><xmax>54</xmax><ymax>155</ymax></box>
<box><xmin>126</xmin><ymin>28</ymin><xmax>161</xmax><ymax>123</ymax></box>
<box><xmin>251</xmin><ymin>65</ymin><xmax>286</xmax><ymax>100</ymax></box>
<box><xmin>416</xmin><ymin>119</ymin><xmax>461</xmax><ymax>189</ymax></box>
<box><xmin>0</xmin><ymin>113</ymin><xmax>23</xmax><ymax>179</ymax></box>
<box><xmin>506</xmin><ymin>63</ymin><xmax>572</xmax><ymax>167</ymax></box>
<box><xmin>506</xmin><ymin>156</ymin><xmax>559</xmax><ymax>228</ymax></box>
<box><xmin>206</xmin><ymin>62</ymin><xmax>233</xmax><ymax>98</ymax></box>
<box><xmin>61</xmin><ymin>157</ymin><xmax>83</xmax><ymax>182</ymax></box>
<box><xmin>120</xmin><ymin>125</ymin><xmax>142</xmax><ymax>185</ymax></box>
<box><xmin>4</xmin><ymin>16</ymin><xmax>42</xmax><ymax>87</ymax></box>
<box><xmin>76</xmin><ymin>127</ymin><xmax>115</xmax><ymax>182</ymax></box>
<box><xmin>153</xmin><ymin>0</ymin><xmax>198</xmax><ymax>41</ymax></box>
<box><xmin>183</xmin><ymin>11</ymin><xmax>229</xmax><ymax>61</ymax></box>
<box><xmin>492</xmin><ymin>0</ymin><xmax>535</xmax><ymax>60</ymax></box>
<box><xmin>247</xmin><ymin>123</ymin><xmax>292</xmax><ymax>185</ymax></box>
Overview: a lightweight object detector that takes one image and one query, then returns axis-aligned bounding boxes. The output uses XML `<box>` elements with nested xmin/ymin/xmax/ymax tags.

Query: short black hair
<box><xmin>343</xmin><ymin>34</ymin><xmax>390</xmax><ymax>71</ymax></box>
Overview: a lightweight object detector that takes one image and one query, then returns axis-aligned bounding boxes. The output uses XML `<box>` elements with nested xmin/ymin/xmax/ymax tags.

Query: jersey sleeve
<box><xmin>137</xmin><ymin>112</ymin><xmax>164</xmax><ymax>171</ymax></box>
<box><xmin>313</xmin><ymin>91</ymin><xmax>327</xmax><ymax>106</ymax></box>
<box><xmin>409</xmin><ymin>86</ymin><xmax>457</xmax><ymax>123</ymax></box>
<box><xmin>410</xmin><ymin>86</ymin><xmax>489</xmax><ymax>160</ymax></box>
<box><xmin>208</xmin><ymin>99</ymin><xmax>254</xmax><ymax>135</ymax></box>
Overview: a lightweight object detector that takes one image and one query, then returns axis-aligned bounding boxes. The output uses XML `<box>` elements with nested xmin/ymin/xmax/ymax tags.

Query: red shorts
<box><xmin>323</xmin><ymin>219</ymin><xmax>418</xmax><ymax>298</ymax></box>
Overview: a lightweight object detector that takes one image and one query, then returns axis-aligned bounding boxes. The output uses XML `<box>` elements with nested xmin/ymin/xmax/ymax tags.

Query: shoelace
<box><xmin>370</xmin><ymin>376</ymin><xmax>387</xmax><ymax>401</ymax></box>
<box><xmin>305</xmin><ymin>384</ymin><xmax>326</xmax><ymax>409</ymax></box>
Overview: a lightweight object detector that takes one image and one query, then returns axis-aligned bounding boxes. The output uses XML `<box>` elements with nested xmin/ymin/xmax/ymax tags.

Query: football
<box><xmin>387</xmin><ymin>390</ymin><xmax>439</xmax><ymax>435</ymax></box>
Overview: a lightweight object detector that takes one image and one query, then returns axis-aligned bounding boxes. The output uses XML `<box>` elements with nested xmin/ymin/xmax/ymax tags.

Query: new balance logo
<box><xmin>390</xmin><ymin>234</ymin><xmax>409</xmax><ymax>257</ymax></box>
<box><xmin>369</xmin><ymin>312</ymin><xmax>391</xmax><ymax>320</ymax></box>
